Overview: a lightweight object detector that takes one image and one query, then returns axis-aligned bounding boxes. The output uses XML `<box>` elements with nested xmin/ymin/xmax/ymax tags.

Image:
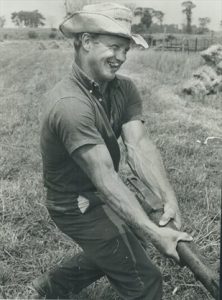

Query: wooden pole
<box><xmin>182</xmin><ymin>37</ymin><xmax>185</xmax><ymax>52</ymax></box>
<box><xmin>195</xmin><ymin>38</ymin><xmax>198</xmax><ymax>52</ymax></box>
<box><xmin>162</xmin><ymin>26</ymin><xmax>166</xmax><ymax>51</ymax></box>
<box><xmin>188</xmin><ymin>40</ymin><xmax>190</xmax><ymax>54</ymax></box>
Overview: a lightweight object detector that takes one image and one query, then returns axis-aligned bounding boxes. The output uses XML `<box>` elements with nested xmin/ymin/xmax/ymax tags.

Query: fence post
<box><xmin>195</xmin><ymin>38</ymin><xmax>198</xmax><ymax>52</ymax></box>
<box><xmin>162</xmin><ymin>26</ymin><xmax>166</xmax><ymax>51</ymax></box>
<box><xmin>182</xmin><ymin>37</ymin><xmax>185</xmax><ymax>52</ymax></box>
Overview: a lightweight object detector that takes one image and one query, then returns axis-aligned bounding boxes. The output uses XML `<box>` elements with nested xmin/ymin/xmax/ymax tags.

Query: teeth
<box><xmin>109</xmin><ymin>63</ymin><xmax>119</xmax><ymax>67</ymax></box>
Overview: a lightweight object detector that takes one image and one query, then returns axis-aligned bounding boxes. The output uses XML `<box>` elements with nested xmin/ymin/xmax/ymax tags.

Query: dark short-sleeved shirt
<box><xmin>40</xmin><ymin>63</ymin><xmax>143</xmax><ymax>210</ymax></box>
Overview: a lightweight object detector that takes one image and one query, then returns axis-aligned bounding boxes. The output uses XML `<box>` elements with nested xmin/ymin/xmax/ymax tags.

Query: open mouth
<box><xmin>107</xmin><ymin>61</ymin><xmax>121</xmax><ymax>72</ymax></box>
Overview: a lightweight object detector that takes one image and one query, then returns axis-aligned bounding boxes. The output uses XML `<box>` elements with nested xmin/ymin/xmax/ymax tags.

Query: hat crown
<box><xmin>82</xmin><ymin>3</ymin><xmax>133</xmax><ymax>22</ymax></box>
<box><xmin>60</xmin><ymin>2</ymin><xmax>148</xmax><ymax>48</ymax></box>
<box><xmin>82</xmin><ymin>2</ymin><xmax>133</xmax><ymax>33</ymax></box>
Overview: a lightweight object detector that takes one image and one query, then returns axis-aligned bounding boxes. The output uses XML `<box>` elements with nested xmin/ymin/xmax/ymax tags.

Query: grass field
<box><xmin>0</xmin><ymin>40</ymin><xmax>221</xmax><ymax>299</ymax></box>
<box><xmin>0</xmin><ymin>28</ymin><xmax>63</xmax><ymax>40</ymax></box>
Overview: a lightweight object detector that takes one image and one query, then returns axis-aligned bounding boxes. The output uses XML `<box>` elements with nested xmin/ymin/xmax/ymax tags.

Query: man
<box><xmin>33</xmin><ymin>3</ymin><xmax>192</xmax><ymax>299</ymax></box>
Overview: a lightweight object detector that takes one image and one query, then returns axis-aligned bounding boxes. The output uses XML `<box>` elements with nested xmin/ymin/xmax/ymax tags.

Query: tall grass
<box><xmin>0</xmin><ymin>41</ymin><xmax>220</xmax><ymax>299</ymax></box>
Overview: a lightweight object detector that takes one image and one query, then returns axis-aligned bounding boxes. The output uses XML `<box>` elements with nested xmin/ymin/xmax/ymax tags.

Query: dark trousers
<box><xmin>33</xmin><ymin>204</ymin><xmax>162</xmax><ymax>299</ymax></box>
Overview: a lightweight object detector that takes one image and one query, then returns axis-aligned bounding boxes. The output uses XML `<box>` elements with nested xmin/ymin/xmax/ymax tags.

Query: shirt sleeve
<box><xmin>48</xmin><ymin>97</ymin><xmax>104</xmax><ymax>155</ymax></box>
<box><xmin>122</xmin><ymin>79</ymin><xmax>144</xmax><ymax>124</ymax></box>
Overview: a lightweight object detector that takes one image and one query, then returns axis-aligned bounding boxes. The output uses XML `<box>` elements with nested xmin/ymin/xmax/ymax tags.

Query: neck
<box><xmin>75</xmin><ymin>52</ymin><xmax>108</xmax><ymax>91</ymax></box>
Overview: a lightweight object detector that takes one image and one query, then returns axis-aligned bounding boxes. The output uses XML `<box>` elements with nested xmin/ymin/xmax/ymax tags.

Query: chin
<box><xmin>103</xmin><ymin>72</ymin><xmax>116</xmax><ymax>81</ymax></box>
<box><xmin>96</xmin><ymin>70</ymin><xmax>116</xmax><ymax>82</ymax></box>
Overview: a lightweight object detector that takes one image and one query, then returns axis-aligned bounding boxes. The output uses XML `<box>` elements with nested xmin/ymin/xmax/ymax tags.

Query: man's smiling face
<box><xmin>87</xmin><ymin>34</ymin><xmax>130</xmax><ymax>83</ymax></box>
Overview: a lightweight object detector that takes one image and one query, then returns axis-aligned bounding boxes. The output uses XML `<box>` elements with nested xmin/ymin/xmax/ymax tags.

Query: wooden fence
<box><xmin>145</xmin><ymin>37</ymin><xmax>217</xmax><ymax>53</ymax></box>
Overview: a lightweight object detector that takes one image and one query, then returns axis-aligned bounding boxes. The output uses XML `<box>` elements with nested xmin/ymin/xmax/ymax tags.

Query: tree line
<box><xmin>0</xmin><ymin>1</ymin><xmax>221</xmax><ymax>34</ymax></box>
<box><xmin>0</xmin><ymin>10</ymin><xmax>45</xmax><ymax>28</ymax></box>
<box><xmin>132</xmin><ymin>1</ymin><xmax>214</xmax><ymax>34</ymax></box>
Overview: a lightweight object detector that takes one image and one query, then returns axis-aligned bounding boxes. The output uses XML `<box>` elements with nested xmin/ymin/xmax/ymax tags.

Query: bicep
<box><xmin>122</xmin><ymin>120</ymin><xmax>156</xmax><ymax>154</ymax></box>
<box><xmin>71</xmin><ymin>143</ymin><xmax>115</xmax><ymax>188</ymax></box>
<box><xmin>122</xmin><ymin>120</ymin><xmax>146</xmax><ymax>146</ymax></box>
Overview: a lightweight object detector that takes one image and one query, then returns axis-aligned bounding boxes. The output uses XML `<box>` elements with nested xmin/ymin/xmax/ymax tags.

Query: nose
<box><xmin>115</xmin><ymin>49</ymin><xmax>127</xmax><ymax>63</ymax></box>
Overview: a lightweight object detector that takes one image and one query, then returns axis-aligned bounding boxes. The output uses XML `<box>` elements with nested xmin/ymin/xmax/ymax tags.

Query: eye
<box><xmin>110</xmin><ymin>45</ymin><xmax>119</xmax><ymax>51</ymax></box>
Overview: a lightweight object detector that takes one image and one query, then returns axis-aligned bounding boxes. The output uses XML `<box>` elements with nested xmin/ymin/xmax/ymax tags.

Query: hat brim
<box><xmin>131</xmin><ymin>34</ymin><xmax>149</xmax><ymax>49</ymax></box>
<box><xmin>59</xmin><ymin>12</ymin><xmax>148</xmax><ymax>49</ymax></box>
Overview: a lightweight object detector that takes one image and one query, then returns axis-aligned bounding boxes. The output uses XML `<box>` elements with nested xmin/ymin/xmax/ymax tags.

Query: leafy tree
<box><xmin>132</xmin><ymin>7</ymin><xmax>152</xmax><ymax>33</ymax></box>
<box><xmin>153</xmin><ymin>10</ymin><xmax>164</xmax><ymax>27</ymax></box>
<box><xmin>11</xmin><ymin>10</ymin><xmax>45</xmax><ymax>27</ymax></box>
<box><xmin>131</xmin><ymin>23</ymin><xmax>144</xmax><ymax>34</ymax></box>
<box><xmin>141</xmin><ymin>8</ymin><xmax>152</xmax><ymax>31</ymax></box>
<box><xmin>0</xmin><ymin>16</ymin><xmax>6</xmax><ymax>27</ymax></box>
<box><xmin>134</xmin><ymin>7</ymin><xmax>143</xmax><ymax>17</ymax></box>
<box><xmin>198</xmin><ymin>17</ymin><xmax>211</xmax><ymax>33</ymax></box>
<box><xmin>11</xmin><ymin>12</ymin><xmax>22</xmax><ymax>26</ymax></box>
<box><xmin>146</xmin><ymin>8</ymin><xmax>155</xmax><ymax>18</ymax></box>
<box><xmin>182</xmin><ymin>1</ymin><xmax>196</xmax><ymax>34</ymax></box>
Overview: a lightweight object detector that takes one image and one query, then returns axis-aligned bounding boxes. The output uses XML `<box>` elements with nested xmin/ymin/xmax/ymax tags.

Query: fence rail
<box><xmin>144</xmin><ymin>37</ymin><xmax>217</xmax><ymax>53</ymax></box>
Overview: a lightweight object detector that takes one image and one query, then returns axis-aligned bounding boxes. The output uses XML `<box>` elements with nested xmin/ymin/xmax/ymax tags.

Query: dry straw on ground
<box><xmin>0</xmin><ymin>40</ymin><xmax>220</xmax><ymax>300</ymax></box>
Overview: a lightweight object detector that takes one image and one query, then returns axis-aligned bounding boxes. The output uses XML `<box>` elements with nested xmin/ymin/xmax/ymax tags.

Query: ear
<box><xmin>81</xmin><ymin>33</ymin><xmax>93</xmax><ymax>52</ymax></box>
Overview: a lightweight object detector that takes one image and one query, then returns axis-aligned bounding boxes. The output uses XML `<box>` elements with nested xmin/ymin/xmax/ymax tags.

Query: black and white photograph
<box><xmin>0</xmin><ymin>0</ymin><xmax>221</xmax><ymax>299</ymax></box>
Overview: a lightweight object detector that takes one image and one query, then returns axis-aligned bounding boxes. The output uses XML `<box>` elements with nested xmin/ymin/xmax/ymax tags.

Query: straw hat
<box><xmin>60</xmin><ymin>2</ymin><xmax>148</xmax><ymax>49</ymax></box>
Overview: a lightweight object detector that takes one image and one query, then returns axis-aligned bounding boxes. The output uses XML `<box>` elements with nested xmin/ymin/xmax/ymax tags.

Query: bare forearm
<box><xmin>92</xmin><ymin>168</ymin><xmax>161</xmax><ymax>241</ymax></box>
<box><xmin>126</xmin><ymin>139</ymin><xmax>177</xmax><ymax>205</ymax></box>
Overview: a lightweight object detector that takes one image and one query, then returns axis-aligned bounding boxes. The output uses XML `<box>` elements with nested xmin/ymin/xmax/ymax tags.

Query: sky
<box><xmin>0</xmin><ymin>0</ymin><xmax>222</xmax><ymax>30</ymax></box>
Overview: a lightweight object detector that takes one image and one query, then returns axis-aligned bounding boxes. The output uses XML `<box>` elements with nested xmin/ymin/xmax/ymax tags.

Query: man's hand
<box><xmin>159</xmin><ymin>202</ymin><xmax>181</xmax><ymax>229</ymax></box>
<box><xmin>153</xmin><ymin>227</ymin><xmax>193</xmax><ymax>262</ymax></box>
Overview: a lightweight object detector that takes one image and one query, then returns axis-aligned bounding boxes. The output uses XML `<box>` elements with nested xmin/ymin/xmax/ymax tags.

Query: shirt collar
<box><xmin>71</xmin><ymin>61</ymin><xmax>96</xmax><ymax>91</ymax></box>
<box><xmin>71</xmin><ymin>61</ymin><xmax>120</xmax><ymax>94</ymax></box>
